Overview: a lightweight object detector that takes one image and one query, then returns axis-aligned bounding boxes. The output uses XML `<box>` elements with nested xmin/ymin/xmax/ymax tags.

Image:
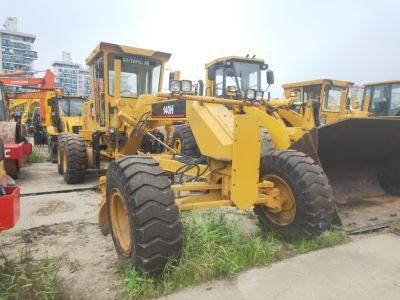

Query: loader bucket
<box><xmin>291</xmin><ymin>117</ymin><xmax>400</xmax><ymax>233</ymax></box>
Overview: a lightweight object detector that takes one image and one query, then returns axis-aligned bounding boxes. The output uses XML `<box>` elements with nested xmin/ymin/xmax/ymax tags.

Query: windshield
<box><xmin>322</xmin><ymin>86</ymin><xmax>347</xmax><ymax>112</ymax></box>
<box><xmin>108</xmin><ymin>54</ymin><xmax>162</xmax><ymax>98</ymax></box>
<box><xmin>58</xmin><ymin>98</ymin><xmax>86</xmax><ymax>116</ymax></box>
<box><xmin>389</xmin><ymin>84</ymin><xmax>400</xmax><ymax>116</ymax></box>
<box><xmin>215</xmin><ymin>61</ymin><xmax>263</xmax><ymax>98</ymax></box>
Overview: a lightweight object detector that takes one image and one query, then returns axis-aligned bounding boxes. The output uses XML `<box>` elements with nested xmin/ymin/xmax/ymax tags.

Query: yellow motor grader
<box><xmin>61</xmin><ymin>42</ymin><xmax>335</xmax><ymax>276</ymax></box>
<box><xmin>202</xmin><ymin>59</ymin><xmax>400</xmax><ymax>234</ymax></box>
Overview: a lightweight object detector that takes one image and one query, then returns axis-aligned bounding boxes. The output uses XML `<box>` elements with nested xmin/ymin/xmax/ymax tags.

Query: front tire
<box><xmin>57</xmin><ymin>133</ymin><xmax>67</xmax><ymax>174</ymax></box>
<box><xmin>171</xmin><ymin>125</ymin><xmax>200</xmax><ymax>157</ymax></box>
<box><xmin>63</xmin><ymin>133</ymin><xmax>86</xmax><ymax>184</ymax></box>
<box><xmin>254</xmin><ymin>150</ymin><xmax>335</xmax><ymax>238</ymax></box>
<box><xmin>106</xmin><ymin>156</ymin><xmax>183</xmax><ymax>276</ymax></box>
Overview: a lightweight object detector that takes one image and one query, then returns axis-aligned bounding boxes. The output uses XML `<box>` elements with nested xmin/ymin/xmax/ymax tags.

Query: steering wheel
<box><xmin>121</xmin><ymin>90</ymin><xmax>135</xmax><ymax>97</ymax></box>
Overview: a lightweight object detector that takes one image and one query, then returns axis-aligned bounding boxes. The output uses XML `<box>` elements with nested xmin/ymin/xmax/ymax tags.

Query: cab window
<box><xmin>304</xmin><ymin>85</ymin><xmax>322</xmax><ymax>101</ymax></box>
<box><xmin>369</xmin><ymin>85</ymin><xmax>386</xmax><ymax>115</ymax></box>
<box><xmin>214</xmin><ymin>67</ymin><xmax>224</xmax><ymax>97</ymax></box>
<box><xmin>108</xmin><ymin>54</ymin><xmax>162</xmax><ymax>98</ymax></box>
<box><xmin>93</xmin><ymin>54</ymin><xmax>105</xmax><ymax>126</ymax></box>
<box><xmin>389</xmin><ymin>84</ymin><xmax>400</xmax><ymax>116</ymax></box>
<box><xmin>322</xmin><ymin>86</ymin><xmax>344</xmax><ymax>112</ymax></box>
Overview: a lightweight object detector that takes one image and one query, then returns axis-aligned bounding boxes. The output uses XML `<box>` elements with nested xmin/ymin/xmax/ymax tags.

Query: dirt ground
<box><xmin>1</xmin><ymin>162</ymin><xmax>123</xmax><ymax>300</ymax></box>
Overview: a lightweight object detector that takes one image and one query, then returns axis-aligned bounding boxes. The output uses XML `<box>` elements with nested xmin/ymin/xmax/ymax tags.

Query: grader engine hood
<box><xmin>291</xmin><ymin>117</ymin><xmax>400</xmax><ymax>233</ymax></box>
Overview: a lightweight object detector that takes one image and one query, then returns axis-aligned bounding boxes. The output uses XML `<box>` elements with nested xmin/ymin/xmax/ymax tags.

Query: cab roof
<box><xmin>282</xmin><ymin>79</ymin><xmax>354</xmax><ymax>89</ymax></box>
<box><xmin>86</xmin><ymin>42</ymin><xmax>171</xmax><ymax>65</ymax></box>
<box><xmin>205</xmin><ymin>56</ymin><xmax>265</xmax><ymax>68</ymax></box>
<box><xmin>363</xmin><ymin>80</ymin><xmax>400</xmax><ymax>87</ymax></box>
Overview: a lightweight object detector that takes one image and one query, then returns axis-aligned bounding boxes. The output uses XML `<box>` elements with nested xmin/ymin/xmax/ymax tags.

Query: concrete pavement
<box><xmin>162</xmin><ymin>233</ymin><xmax>400</xmax><ymax>300</ymax></box>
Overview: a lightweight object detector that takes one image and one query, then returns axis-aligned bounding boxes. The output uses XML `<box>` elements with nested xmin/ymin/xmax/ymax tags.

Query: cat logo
<box><xmin>4</xmin><ymin>149</ymin><xmax>11</xmax><ymax>159</ymax></box>
<box><xmin>163</xmin><ymin>104</ymin><xmax>174</xmax><ymax>115</ymax></box>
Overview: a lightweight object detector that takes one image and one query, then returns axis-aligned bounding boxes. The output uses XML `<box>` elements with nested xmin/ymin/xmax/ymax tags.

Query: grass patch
<box><xmin>122</xmin><ymin>212</ymin><xmax>347</xmax><ymax>299</ymax></box>
<box><xmin>0</xmin><ymin>247</ymin><xmax>58</xmax><ymax>300</ymax></box>
<box><xmin>289</xmin><ymin>228</ymin><xmax>348</xmax><ymax>254</ymax></box>
<box><xmin>28</xmin><ymin>148</ymin><xmax>48</xmax><ymax>163</ymax></box>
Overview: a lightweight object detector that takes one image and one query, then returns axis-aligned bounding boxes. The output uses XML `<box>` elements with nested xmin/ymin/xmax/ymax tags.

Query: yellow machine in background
<box><xmin>281</xmin><ymin>79</ymin><xmax>368</xmax><ymax>125</ymax></box>
<box><xmin>29</xmin><ymin>92</ymin><xmax>87</xmax><ymax>163</ymax></box>
<box><xmin>360</xmin><ymin>80</ymin><xmax>400</xmax><ymax>117</ymax></box>
<box><xmin>202</xmin><ymin>57</ymin><xmax>400</xmax><ymax>233</ymax></box>
<box><xmin>8</xmin><ymin>98</ymin><xmax>40</xmax><ymax>129</ymax></box>
<box><xmin>60</xmin><ymin>42</ymin><xmax>335</xmax><ymax>276</ymax></box>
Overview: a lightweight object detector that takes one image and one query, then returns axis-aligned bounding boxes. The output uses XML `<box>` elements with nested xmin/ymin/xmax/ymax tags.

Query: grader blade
<box><xmin>292</xmin><ymin>117</ymin><xmax>400</xmax><ymax>233</ymax></box>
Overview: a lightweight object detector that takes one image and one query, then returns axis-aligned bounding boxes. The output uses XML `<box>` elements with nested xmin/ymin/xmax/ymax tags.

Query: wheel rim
<box><xmin>110</xmin><ymin>189</ymin><xmax>132</xmax><ymax>256</ymax></box>
<box><xmin>260</xmin><ymin>174</ymin><xmax>296</xmax><ymax>226</ymax></box>
<box><xmin>173</xmin><ymin>138</ymin><xmax>182</xmax><ymax>153</ymax></box>
<box><xmin>62</xmin><ymin>147</ymin><xmax>67</xmax><ymax>174</ymax></box>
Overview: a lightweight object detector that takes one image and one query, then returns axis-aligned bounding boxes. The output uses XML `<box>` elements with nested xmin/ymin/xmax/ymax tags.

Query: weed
<box><xmin>122</xmin><ymin>212</ymin><xmax>348</xmax><ymax>299</ymax></box>
<box><xmin>28</xmin><ymin>148</ymin><xmax>48</xmax><ymax>163</ymax></box>
<box><xmin>0</xmin><ymin>246</ymin><xmax>58</xmax><ymax>300</ymax></box>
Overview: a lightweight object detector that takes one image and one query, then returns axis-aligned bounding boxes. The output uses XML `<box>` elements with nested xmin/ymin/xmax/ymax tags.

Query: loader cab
<box><xmin>362</xmin><ymin>81</ymin><xmax>400</xmax><ymax>117</ymax></box>
<box><xmin>282</xmin><ymin>79</ymin><xmax>353</xmax><ymax>125</ymax></box>
<box><xmin>85</xmin><ymin>42</ymin><xmax>171</xmax><ymax>130</ymax></box>
<box><xmin>205</xmin><ymin>56</ymin><xmax>273</xmax><ymax>101</ymax></box>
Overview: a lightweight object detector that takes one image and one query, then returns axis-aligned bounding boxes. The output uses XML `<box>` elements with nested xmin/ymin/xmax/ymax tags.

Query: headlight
<box><xmin>246</xmin><ymin>89</ymin><xmax>256</xmax><ymax>100</ymax></box>
<box><xmin>255</xmin><ymin>91</ymin><xmax>264</xmax><ymax>101</ymax></box>
<box><xmin>181</xmin><ymin>80</ymin><xmax>192</xmax><ymax>93</ymax></box>
<box><xmin>169</xmin><ymin>80</ymin><xmax>181</xmax><ymax>92</ymax></box>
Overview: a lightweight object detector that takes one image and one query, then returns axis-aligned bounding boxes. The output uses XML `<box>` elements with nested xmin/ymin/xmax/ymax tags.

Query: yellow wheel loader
<box><xmin>202</xmin><ymin>60</ymin><xmax>400</xmax><ymax>233</ymax></box>
<box><xmin>271</xmin><ymin>79</ymin><xmax>400</xmax><ymax>232</ymax></box>
<box><xmin>62</xmin><ymin>42</ymin><xmax>335</xmax><ymax>276</ymax></box>
<box><xmin>360</xmin><ymin>80</ymin><xmax>400</xmax><ymax>117</ymax></box>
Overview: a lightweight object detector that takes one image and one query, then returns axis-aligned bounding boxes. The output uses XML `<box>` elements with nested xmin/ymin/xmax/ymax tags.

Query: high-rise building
<box><xmin>52</xmin><ymin>51</ymin><xmax>90</xmax><ymax>96</ymax></box>
<box><xmin>0</xmin><ymin>17</ymin><xmax>38</xmax><ymax>72</ymax></box>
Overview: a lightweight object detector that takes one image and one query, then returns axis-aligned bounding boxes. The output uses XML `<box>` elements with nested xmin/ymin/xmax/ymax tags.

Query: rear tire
<box><xmin>48</xmin><ymin>136</ymin><xmax>57</xmax><ymax>163</ymax></box>
<box><xmin>254</xmin><ymin>150</ymin><xmax>335</xmax><ymax>238</ymax></box>
<box><xmin>106</xmin><ymin>156</ymin><xmax>183</xmax><ymax>276</ymax></box>
<box><xmin>171</xmin><ymin>125</ymin><xmax>200</xmax><ymax>157</ymax></box>
<box><xmin>4</xmin><ymin>160</ymin><xmax>19</xmax><ymax>179</ymax></box>
<box><xmin>63</xmin><ymin>133</ymin><xmax>86</xmax><ymax>184</ymax></box>
<box><xmin>57</xmin><ymin>133</ymin><xmax>67</xmax><ymax>174</ymax></box>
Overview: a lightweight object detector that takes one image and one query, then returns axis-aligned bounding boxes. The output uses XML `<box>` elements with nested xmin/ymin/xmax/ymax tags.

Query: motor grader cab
<box><xmin>60</xmin><ymin>42</ymin><xmax>335</xmax><ymax>276</ymax></box>
<box><xmin>36</xmin><ymin>94</ymin><xmax>87</xmax><ymax>163</ymax></box>
<box><xmin>204</xmin><ymin>59</ymin><xmax>400</xmax><ymax>233</ymax></box>
<box><xmin>361</xmin><ymin>81</ymin><xmax>400</xmax><ymax>117</ymax></box>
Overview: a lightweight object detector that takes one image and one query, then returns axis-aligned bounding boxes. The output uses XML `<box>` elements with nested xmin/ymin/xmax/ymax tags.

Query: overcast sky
<box><xmin>2</xmin><ymin>0</ymin><xmax>399</xmax><ymax>96</ymax></box>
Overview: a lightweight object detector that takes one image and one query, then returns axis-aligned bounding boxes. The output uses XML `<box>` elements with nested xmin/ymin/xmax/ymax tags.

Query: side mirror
<box><xmin>266</xmin><ymin>70</ymin><xmax>274</xmax><ymax>85</ymax></box>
